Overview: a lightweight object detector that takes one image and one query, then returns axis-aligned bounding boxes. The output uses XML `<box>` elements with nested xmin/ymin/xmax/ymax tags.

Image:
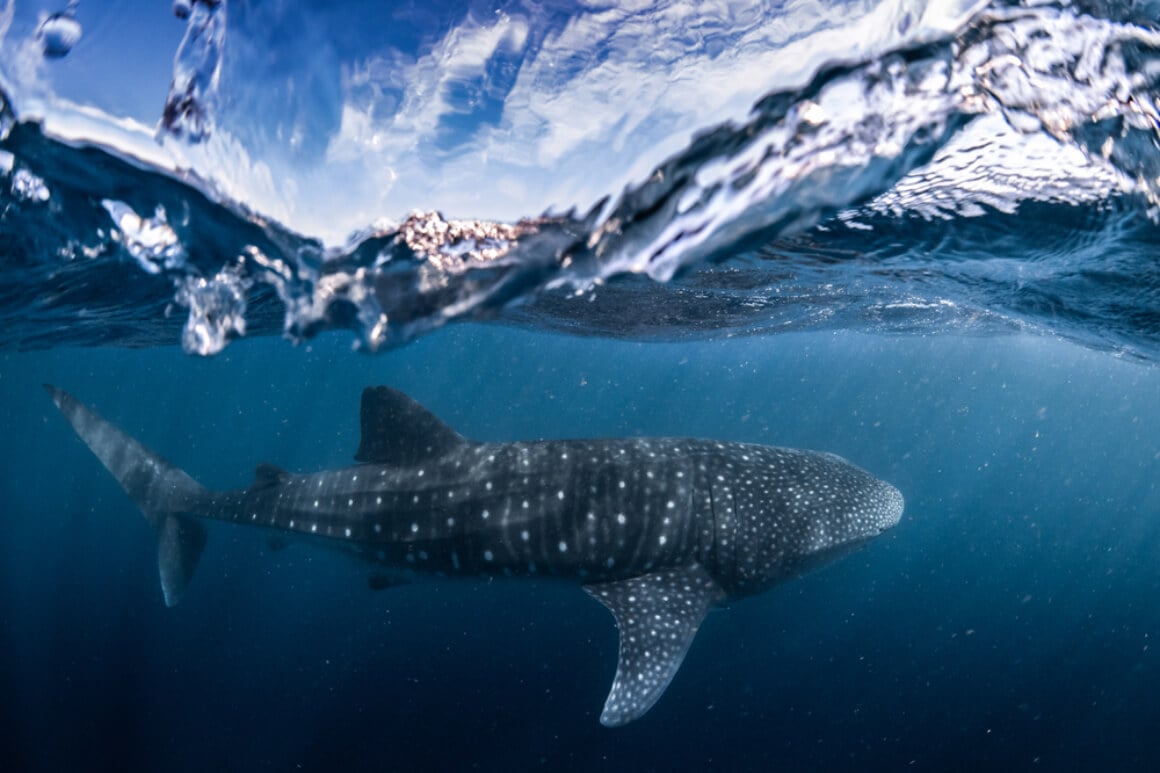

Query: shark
<box><xmin>45</xmin><ymin>384</ymin><xmax>904</xmax><ymax>726</ymax></box>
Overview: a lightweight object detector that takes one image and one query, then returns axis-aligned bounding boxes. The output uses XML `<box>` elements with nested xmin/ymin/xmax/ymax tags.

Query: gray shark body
<box><xmin>46</xmin><ymin>385</ymin><xmax>904</xmax><ymax>726</ymax></box>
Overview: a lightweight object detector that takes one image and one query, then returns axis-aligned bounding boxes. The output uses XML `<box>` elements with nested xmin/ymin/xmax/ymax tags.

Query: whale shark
<box><xmin>45</xmin><ymin>384</ymin><xmax>904</xmax><ymax>726</ymax></box>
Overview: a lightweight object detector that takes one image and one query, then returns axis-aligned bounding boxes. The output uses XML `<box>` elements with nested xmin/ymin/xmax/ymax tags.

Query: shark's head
<box><xmin>716</xmin><ymin>449</ymin><xmax>904</xmax><ymax>595</ymax></box>
<box><xmin>801</xmin><ymin>450</ymin><xmax>904</xmax><ymax>536</ymax></box>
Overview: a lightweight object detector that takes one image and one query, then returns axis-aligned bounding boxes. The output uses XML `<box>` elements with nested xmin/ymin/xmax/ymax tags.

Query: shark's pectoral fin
<box><xmin>584</xmin><ymin>564</ymin><xmax>724</xmax><ymax>727</ymax></box>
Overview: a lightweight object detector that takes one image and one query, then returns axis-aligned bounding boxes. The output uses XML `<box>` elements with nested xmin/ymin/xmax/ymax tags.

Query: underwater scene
<box><xmin>2</xmin><ymin>0</ymin><xmax>1160</xmax><ymax>770</ymax></box>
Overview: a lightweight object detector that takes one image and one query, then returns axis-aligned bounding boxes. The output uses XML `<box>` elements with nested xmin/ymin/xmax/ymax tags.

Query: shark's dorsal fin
<box><xmin>355</xmin><ymin>387</ymin><xmax>469</xmax><ymax>465</ymax></box>
<box><xmin>584</xmin><ymin>564</ymin><xmax>724</xmax><ymax>727</ymax></box>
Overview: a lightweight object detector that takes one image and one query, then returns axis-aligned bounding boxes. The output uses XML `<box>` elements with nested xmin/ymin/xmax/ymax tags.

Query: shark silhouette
<box><xmin>46</xmin><ymin>384</ymin><xmax>903</xmax><ymax>726</ymax></box>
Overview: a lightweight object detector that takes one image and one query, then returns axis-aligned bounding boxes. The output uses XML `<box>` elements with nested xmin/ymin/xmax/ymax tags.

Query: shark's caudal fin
<box><xmin>44</xmin><ymin>385</ymin><xmax>209</xmax><ymax>607</ymax></box>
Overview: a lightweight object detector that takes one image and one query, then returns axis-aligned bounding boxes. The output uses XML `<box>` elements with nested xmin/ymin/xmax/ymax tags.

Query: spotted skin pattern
<box><xmin>45</xmin><ymin>385</ymin><xmax>904</xmax><ymax>727</ymax></box>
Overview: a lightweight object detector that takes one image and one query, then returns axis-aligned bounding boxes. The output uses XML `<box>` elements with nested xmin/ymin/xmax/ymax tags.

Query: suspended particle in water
<box><xmin>37</xmin><ymin>11</ymin><xmax>83</xmax><ymax>58</ymax></box>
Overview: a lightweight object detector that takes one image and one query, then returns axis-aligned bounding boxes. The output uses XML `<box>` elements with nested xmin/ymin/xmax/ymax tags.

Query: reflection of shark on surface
<box><xmin>46</xmin><ymin>384</ymin><xmax>904</xmax><ymax>726</ymax></box>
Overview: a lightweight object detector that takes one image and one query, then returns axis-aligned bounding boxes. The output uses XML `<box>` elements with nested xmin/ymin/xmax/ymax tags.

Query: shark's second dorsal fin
<box><xmin>253</xmin><ymin>463</ymin><xmax>289</xmax><ymax>488</ymax></box>
<box><xmin>584</xmin><ymin>564</ymin><xmax>725</xmax><ymax>727</ymax></box>
<box><xmin>355</xmin><ymin>386</ymin><xmax>469</xmax><ymax>465</ymax></box>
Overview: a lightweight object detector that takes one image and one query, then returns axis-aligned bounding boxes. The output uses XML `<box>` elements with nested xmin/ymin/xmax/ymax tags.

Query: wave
<box><xmin>0</xmin><ymin>0</ymin><xmax>1158</xmax><ymax>358</ymax></box>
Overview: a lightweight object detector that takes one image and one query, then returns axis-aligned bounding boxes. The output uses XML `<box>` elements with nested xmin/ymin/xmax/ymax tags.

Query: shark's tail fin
<box><xmin>45</xmin><ymin>385</ymin><xmax>210</xmax><ymax>607</ymax></box>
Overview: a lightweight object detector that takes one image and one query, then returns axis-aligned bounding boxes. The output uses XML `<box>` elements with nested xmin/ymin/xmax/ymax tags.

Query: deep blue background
<box><xmin>2</xmin><ymin>327</ymin><xmax>1159</xmax><ymax>771</ymax></box>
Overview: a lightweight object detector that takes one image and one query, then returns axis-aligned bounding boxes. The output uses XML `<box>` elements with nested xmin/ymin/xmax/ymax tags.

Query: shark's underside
<box><xmin>46</xmin><ymin>384</ymin><xmax>904</xmax><ymax>726</ymax></box>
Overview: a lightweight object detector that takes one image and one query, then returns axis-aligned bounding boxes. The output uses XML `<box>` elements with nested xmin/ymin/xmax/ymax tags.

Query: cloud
<box><xmin>301</xmin><ymin>0</ymin><xmax>985</xmax><ymax>241</ymax></box>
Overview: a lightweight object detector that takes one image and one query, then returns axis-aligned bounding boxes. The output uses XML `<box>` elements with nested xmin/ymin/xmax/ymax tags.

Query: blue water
<box><xmin>3</xmin><ymin>0</ymin><xmax>1160</xmax><ymax>769</ymax></box>
<box><xmin>3</xmin><ymin>327</ymin><xmax>1160</xmax><ymax>770</ymax></box>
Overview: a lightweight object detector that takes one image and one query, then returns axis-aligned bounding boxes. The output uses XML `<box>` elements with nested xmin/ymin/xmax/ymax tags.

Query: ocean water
<box><xmin>2</xmin><ymin>0</ymin><xmax>1160</xmax><ymax>770</ymax></box>
<box><xmin>4</xmin><ymin>331</ymin><xmax>1160</xmax><ymax>771</ymax></box>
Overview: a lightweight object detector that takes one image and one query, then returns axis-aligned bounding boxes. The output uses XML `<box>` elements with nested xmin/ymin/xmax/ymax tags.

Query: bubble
<box><xmin>101</xmin><ymin>200</ymin><xmax>184</xmax><ymax>273</ymax></box>
<box><xmin>37</xmin><ymin>12</ymin><xmax>83</xmax><ymax>58</ymax></box>
<box><xmin>175</xmin><ymin>265</ymin><xmax>252</xmax><ymax>356</ymax></box>
<box><xmin>173</xmin><ymin>0</ymin><xmax>192</xmax><ymax>20</ymax></box>
<box><xmin>11</xmin><ymin>169</ymin><xmax>50</xmax><ymax>203</ymax></box>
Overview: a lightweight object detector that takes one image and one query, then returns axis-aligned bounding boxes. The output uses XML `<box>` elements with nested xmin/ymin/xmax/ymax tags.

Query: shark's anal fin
<box><xmin>584</xmin><ymin>564</ymin><xmax>724</xmax><ymax>727</ymax></box>
<box><xmin>354</xmin><ymin>387</ymin><xmax>470</xmax><ymax>465</ymax></box>
<box><xmin>367</xmin><ymin>572</ymin><xmax>410</xmax><ymax>591</ymax></box>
